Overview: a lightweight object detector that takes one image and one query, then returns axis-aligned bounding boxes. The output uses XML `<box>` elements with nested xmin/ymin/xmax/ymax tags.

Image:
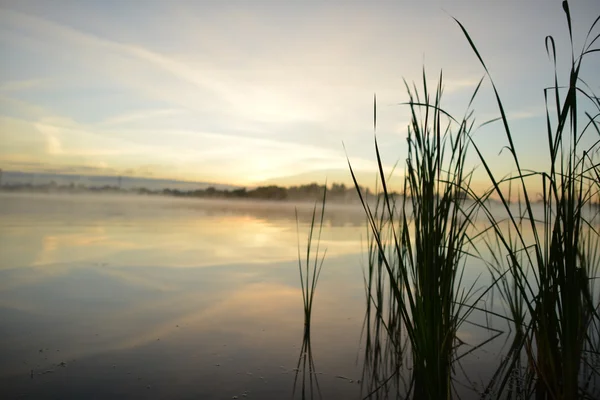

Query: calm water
<box><xmin>0</xmin><ymin>192</ymin><xmax>576</xmax><ymax>399</ymax></box>
<box><xmin>0</xmin><ymin>193</ymin><xmax>372</xmax><ymax>399</ymax></box>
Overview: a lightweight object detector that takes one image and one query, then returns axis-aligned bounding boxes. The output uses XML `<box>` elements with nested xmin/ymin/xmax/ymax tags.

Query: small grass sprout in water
<box><xmin>293</xmin><ymin>185</ymin><xmax>327</xmax><ymax>400</ymax></box>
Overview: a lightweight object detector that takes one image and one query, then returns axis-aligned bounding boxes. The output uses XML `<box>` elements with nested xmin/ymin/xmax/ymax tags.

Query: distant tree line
<box><xmin>0</xmin><ymin>181</ymin><xmax>376</xmax><ymax>203</ymax></box>
<box><xmin>2</xmin><ymin>180</ymin><xmax>599</xmax><ymax>208</ymax></box>
<box><xmin>157</xmin><ymin>182</ymin><xmax>371</xmax><ymax>202</ymax></box>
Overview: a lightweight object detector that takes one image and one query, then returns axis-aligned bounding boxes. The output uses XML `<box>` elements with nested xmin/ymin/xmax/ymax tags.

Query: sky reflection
<box><xmin>0</xmin><ymin>193</ymin><xmax>366</xmax><ymax>272</ymax></box>
<box><xmin>2</xmin><ymin>192</ymin><xmax>581</xmax><ymax>398</ymax></box>
<box><xmin>0</xmin><ymin>193</ymin><xmax>366</xmax><ymax>399</ymax></box>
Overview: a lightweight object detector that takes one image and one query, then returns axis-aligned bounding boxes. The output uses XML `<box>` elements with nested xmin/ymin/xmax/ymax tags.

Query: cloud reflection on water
<box><xmin>0</xmin><ymin>193</ymin><xmax>366</xmax><ymax>398</ymax></box>
<box><xmin>0</xmin><ymin>193</ymin><xmax>366</xmax><ymax>273</ymax></box>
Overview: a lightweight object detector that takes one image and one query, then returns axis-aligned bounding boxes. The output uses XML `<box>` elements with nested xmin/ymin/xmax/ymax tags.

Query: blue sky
<box><xmin>1</xmin><ymin>0</ymin><xmax>599</xmax><ymax>190</ymax></box>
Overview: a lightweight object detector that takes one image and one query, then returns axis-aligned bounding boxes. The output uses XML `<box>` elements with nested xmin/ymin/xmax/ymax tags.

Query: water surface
<box><xmin>0</xmin><ymin>192</ymin><xmax>553</xmax><ymax>399</ymax></box>
<box><xmin>1</xmin><ymin>193</ymin><xmax>370</xmax><ymax>399</ymax></box>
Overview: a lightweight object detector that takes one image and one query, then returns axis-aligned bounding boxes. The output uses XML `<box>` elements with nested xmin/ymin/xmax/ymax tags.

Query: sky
<box><xmin>1</xmin><ymin>0</ymin><xmax>599</xmax><ymax>191</ymax></box>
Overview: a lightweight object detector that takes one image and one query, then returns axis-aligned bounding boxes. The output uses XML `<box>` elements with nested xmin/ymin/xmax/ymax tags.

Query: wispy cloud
<box><xmin>100</xmin><ymin>109</ymin><xmax>187</xmax><ymax>126</ymax></box>
<box><xmin>1</xmin><ymin>1</ymin><xmax>596</xmax><ymax>186</ymax></box>
<box><xmin>0</xmin><ymin>79</ymin><xmax>49</xmax><ymax>92</ymax></box>
<box><xmin>0</xmin><ymin>107</ymin><xmax>379</xmax><ymax>184</ymax></box>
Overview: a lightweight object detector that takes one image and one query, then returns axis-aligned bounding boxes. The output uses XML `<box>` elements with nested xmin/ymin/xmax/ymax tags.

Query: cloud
<box><xmin>0</xmin><ymin>107</ymin><xmax>381</xmax><ymax>184</ymax></box>
<box><xmin>3</xmin><ymin>1</ymin><xmax>583</xmax><ymax>188</ymax></box>
<box><xmin>0</xmin><ymin>5</ymin><xmax>483</xmax><ymax>125</ymax></box>
<box><xmin>0</xmin><ymin>96</ymin><xmax>58</xmax><ymax>120</ymax></box>
<box><xmin>42</xmin><ymin>129</ymin><xmax>62</xmax><ymax>155</ymax></box>
<box><xmin>0</xmin><ymin>79</ymin><xmax>49</xmax><ymax>92</ymax></box>
<box><xmin>100</xmin><ymin>109</ymin><xmax>187</xmax><ymax>126</ymax></box>
<box><xmin>0</xmin><ymin>157</ymin><xmax>120</xmax><ymax>176</ymax></box>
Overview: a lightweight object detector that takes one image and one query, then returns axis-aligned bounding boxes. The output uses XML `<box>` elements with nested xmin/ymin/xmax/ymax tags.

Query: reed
<box><xmin>456</xmin><ymin>1</ymin><xmax>600</xmax><ymax>398</ymax></box>
<box><xmin>297</xmin><ymin>2</ymin><xmax>599</xmax><ymax>398</ymax></box>
<box><xmin>293</xmin><ymin>186</ymin><xmax>327</xmax><ymax>399</ymax></box>
<box><xmin>350</xmin><ymin>71</ymin><xmax>490</xmax><ymax>399</ymax></box>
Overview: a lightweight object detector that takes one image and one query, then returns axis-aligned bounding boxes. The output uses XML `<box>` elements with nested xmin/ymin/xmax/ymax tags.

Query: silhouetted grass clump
<box><xmin>460</xmin><ymin>2</ymin><xmax>600</xmax><ymax>399</ymax></box>
<box><xmin>349</xmin><ymin>72</ymin><xmax>493</xmax><ymax>399</ymax></box>
<box><xmin>342</xmin><ymin>1</ymin><xmax>600</xmax><ymax>399</ymax></box>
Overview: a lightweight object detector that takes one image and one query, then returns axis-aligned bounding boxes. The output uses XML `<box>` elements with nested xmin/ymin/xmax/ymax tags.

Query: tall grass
<box><xmin>350</xmin><ymin>72</ymin><xmax>492</xmax><ymax>399</ymax></box>
<box><xmin>293</xmin><ymin>186</ymin><xmax>327</xmax><ymax>400</ymax></box>
<box><xmin>349</xmin><ymin>3</ymin><xmax>600</xmax><ymax>399</ymax></box>
<box><xmin>479</xmin><ymin>186</ymin><xmax>536</xmax><ymax>399</ymax></box>
<box><xmin>295</xmin><ymin>185</ymin><xmax>327</xmax><ymax>334</ymax></box>
<box><xmin>360</xmin><ymin>186</ymin><xmax>407</xmax><ymax>398</ymax></box>
<box><xmin>291</xmin><ymin>2</ymin><xmax>599</xmax><ymax>399</ymax></box>
<box><xmin>455</xmin><ymin>1</ymin><xmax>600</xmax><ymax>398</ymax></box>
